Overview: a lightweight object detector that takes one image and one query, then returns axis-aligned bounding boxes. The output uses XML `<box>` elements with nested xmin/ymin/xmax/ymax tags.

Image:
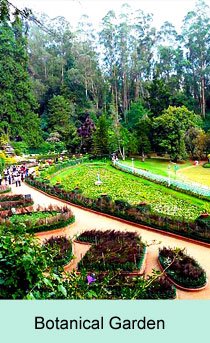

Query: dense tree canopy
<box><xmin>1</xmin><ymin>0</ymin><xmax>210</xmax><ymax>158</ymax></box>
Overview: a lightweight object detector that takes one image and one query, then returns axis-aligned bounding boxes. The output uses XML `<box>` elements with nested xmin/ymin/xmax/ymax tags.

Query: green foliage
<box><xmin>93</xmin><ymin>114</ymin><xmax>110</xmax><ymax>155</ymax></box>
<box><xmin>0</xmin><ymin>6</ymin><xmax>43</xmax><ymax>148</ymax></box>
<box><xmin>185</xmin><ymin>127</ymin><xmax>207</xmax><ymax>159</ymax></box>
<box><xmin>46</xmin><ymin>95</ymin><xmax>75</xmax><ymax>139</ymax></box>
<box><xmin>126</xmin><ymin>100</ymin><xmax>150</xmax><ymax>129</ymax></box>
<box><xmin>159</xmin><ymin>247</ymin><xmax>207</xmax><ymax>289</ymax></box>
<box><xmin>0</xmin><ymin>226</ymin><xmax>49</xmax><ymax>299</ymax></box>
<box><xmin>42</xmin><ymin>163</ymin><xmax>210</xmax><ymax>222</ymax></box>
<box><xmin>153</xmin><ymin>106</ymin><xmax>202</xmax><ymax>160</ymax></box>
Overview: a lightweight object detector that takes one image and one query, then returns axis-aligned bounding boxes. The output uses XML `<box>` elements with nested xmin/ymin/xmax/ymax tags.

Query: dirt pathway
<box><xmin>11</xmin><ymin>182</ymin><xmax>210</xmax><ymax>299</ymax></box>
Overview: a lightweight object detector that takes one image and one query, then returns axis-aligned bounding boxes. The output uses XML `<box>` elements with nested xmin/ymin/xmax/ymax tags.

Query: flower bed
<box><xmin>44</xmin><ymin>236</ymin><xmax>73</xmax><ymax>267</ymax></box>
<box><xmin>158</xmin><ymin>247</ymin><xmax>207</xmax><ymax>289</ymax></box>
<box><xmin>77</xmin><ymin>230</ymin><xmax>146</xmax><ymax>273</ymax></box>
<box><xmin>6</xmin><ymin>205</ymin><xmax>75</xmax><ymax>233</ymax></box>
<box><xmin>0</xmin><ymin>194</ymin><xmax>33</xmax><ymax>211</ymax></box>
<box><xmin>26</xmin><ymin>176</ymin><xmax>210</xmax><ymax>244</ymax></box>
<box><xmin>0</xmin><ymin>185</ymin><xmax>11</xmax><ymax>194</ymax></box>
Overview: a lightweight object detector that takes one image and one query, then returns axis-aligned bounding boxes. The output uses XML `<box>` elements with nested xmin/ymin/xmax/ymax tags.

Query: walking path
<box><xmin>11</xmin><ymin>183</ymin><xmax>210</xmax><ymax>300</ymax></box>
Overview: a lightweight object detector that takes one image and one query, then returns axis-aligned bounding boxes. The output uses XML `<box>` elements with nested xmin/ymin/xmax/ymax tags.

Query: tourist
<box><xmin>14</xmin><ymin>174</ymin><xmax>19</xmax><ymax>187</ymax></box>
<box><xmin>8</xmin><ymin>174</ymin><xmax>12</xmax><ymax>185</ymax></box>
<box><xmin>17</xmin><ymin>174</ymin><xmax>21</xmax><ymax>187</ymax></box>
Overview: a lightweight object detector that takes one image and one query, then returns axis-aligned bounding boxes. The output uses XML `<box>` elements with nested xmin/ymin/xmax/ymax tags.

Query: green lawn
<box><xmin>178</xmin><ymin>165</ymin><xmax>210</xmax><ymax>187</ymax></box>
<box><xmin>123</xmin><ymin>158</ymin><xmax>192</xmax><ymax>178</ymax></box>
<box><xmin>48</xmin><ymin>163</ymin><xmax>210</xmax><ymax>221</ymax></box>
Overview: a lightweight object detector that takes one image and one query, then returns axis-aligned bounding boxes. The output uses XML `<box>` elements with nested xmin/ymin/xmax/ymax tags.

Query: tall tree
<box><xmin>182</xmin><ymin>0</ymin><xmax>210</xmax><ymax>118</ymax></box>
<box><xmin>153</xmin><ymin>106</ymin><xmax>202</xmax><ymax>161</ymax></box>
<box><xmin>0</xmin><ymin>1</ymin><xmax>42</xmax><ymax>147</ymax></box>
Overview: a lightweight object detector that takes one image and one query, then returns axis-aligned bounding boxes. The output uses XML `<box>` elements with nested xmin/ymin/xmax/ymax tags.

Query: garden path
<box><xmin>11</xmin><ymin>182</ymin><xmax>210</xmax><ymax>300</ymax></box>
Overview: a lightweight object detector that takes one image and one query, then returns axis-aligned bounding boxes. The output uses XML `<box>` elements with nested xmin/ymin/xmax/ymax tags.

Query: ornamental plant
<box><xmin>77</xmin><ymin>230</ymin><xmax>146</xmax><ymax>273</ymax></box>
<box><xmin>158</xmin><ymin>247</ymin><xmax>207</xmax><ymax>289</ymax></box>
<box><xmin>44</xmin><ymin>236</ymin><xmax>73</xmax><ymax>267</ymax></box>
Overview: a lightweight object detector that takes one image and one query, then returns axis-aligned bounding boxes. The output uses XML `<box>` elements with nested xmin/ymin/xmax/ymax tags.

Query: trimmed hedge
<box><xmin>27</xmin><ymin>216</ymin><xmax>75</xmax><ymax>234</ymax></box>
<box><xmin>0</xmin><ymin>194</ymin><xmax>33</xmax><ymax>211</ymax></box>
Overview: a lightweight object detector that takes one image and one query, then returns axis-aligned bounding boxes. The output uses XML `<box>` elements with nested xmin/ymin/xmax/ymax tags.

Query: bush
<box><xmin>11</xmin><ymin>141</ymin><xmax>29</xmax><ymax>155</ymax></box>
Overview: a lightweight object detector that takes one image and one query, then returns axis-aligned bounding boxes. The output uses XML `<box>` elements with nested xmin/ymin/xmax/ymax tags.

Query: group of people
<box><xmin>0</xmin><ymin>165</ymin><xmax>29</xmax><ymax>187</ymax></box>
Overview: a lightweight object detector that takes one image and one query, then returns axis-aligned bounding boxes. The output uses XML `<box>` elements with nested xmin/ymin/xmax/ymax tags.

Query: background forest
<box><xmin>0</xmin><ymin>0</ymin><xmax>210</xmax><ymax>161</ymax></box>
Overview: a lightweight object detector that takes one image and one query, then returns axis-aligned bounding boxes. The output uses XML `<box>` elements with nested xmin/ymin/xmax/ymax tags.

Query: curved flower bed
<box><xmin>6</xmin><ymin>205</ymin><xmax>75</xmax><ymax>233</ymax></box>
<box><xmin>44</xmin><ymin>236</ymin><xmax>73</xmax><ymax>267</ymax></box>
<box><xmin>158</xmin><ymin>247</ymin><xmax>207</xmax><ymax>290</ymax></box>
<box><xmin>26</xmin><ymin>176</ymin><xmax>210</xmax><ymax>244</ymax></box>
<box><xmin>77</xmin><ymin>230</ymin><xmax>146</xmax><ymax>273</ymax></box>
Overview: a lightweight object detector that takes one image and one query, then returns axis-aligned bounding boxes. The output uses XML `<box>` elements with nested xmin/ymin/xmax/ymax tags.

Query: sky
<box><xmin>12</xmin><ymin>0</ymin><xmax>210</xmax><ymax>32</ymax></box>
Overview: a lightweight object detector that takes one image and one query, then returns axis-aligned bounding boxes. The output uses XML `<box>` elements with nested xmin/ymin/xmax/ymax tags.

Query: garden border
<box><xmin>25</xmin><ymin>182</ymin><xmax>210</xmax><ymax>249</ymax></box>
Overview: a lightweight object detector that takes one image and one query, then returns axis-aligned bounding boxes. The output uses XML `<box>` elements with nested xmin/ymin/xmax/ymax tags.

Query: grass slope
<box><xmin>49</xmin><ymin>163</ymin><xmax>210</xmax><ymax>221</ymax></box>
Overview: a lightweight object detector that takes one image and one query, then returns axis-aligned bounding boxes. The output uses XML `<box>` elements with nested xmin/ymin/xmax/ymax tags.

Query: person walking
<box><xmin>14</xmin><ymin>174</ymin><xmax>18</xmax><ymax>187</ymax></box>
<box><xmin>17</xmin><ymin>174</ymin><xmax>21</xmax><ymax>187</ymax></box>
<box><xmin>0</xmin><ymin>173</ymin><xmax>2</xmax><ymax>186</ymax></box>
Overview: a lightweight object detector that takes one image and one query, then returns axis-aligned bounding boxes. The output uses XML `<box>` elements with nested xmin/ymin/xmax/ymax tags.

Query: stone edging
<box><xmin>25</xmin><ymin>182</ymin><xmax>210</xmax><ymax>249</ymax></box>
<box><xmin>158</xmin><ymin>260</ymin><xmax>208</xmax><ymax>292</ymax></box>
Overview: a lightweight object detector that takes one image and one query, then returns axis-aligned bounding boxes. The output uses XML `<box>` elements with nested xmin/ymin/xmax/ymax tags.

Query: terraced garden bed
<box><xmin>158</xmin><ymin>247</ymin><xmax>207</xmax><ymax>290</ymax></box>
<box><xmin>6</xmin><ymin>205</ymin><xmax>75</xmax><ymax>233</ymax></box>
<box><xmin>0</xmin><ymin>194</ymin><xmax>33</xmax><ymax>211</ymax></box>
<box><xmin>26</xmin><ymin>162</ymin><xmax>210</xmax><ymax>243</ymax></box>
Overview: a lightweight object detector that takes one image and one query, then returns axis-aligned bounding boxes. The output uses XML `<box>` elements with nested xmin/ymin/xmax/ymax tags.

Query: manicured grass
<box><xmin>123</xmin><ymin>158</ymin><xmax>191</xmax><ymax>178</ymax></box>
<box><xmin>178</xmin><ymin>165</ymin><xmax>210</xmax><ymax>187</ymax></box>
<box><xmin>49</xmin><ymin>163</ymin><xmax>210</xmax><ymax>221</ymax></box>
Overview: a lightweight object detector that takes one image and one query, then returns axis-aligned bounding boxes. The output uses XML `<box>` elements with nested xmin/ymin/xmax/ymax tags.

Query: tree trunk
<box><xmin>200</xmin><ymin>76</ymin><xmax>205</xmax><ymax>118</ymax></box>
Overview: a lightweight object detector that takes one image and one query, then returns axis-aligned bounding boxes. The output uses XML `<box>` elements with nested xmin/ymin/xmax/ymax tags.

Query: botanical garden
<box><xmin>0</xmin><ymin>0</ymin><xmax>210</xmax><ymax>300</ymax></box>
